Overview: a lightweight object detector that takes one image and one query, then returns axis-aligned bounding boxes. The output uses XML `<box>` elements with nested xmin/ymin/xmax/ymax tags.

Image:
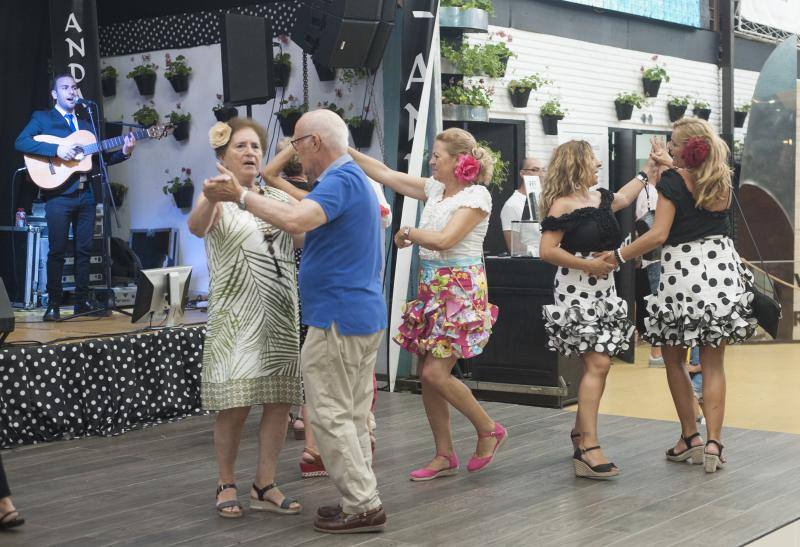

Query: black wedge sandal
<box><xmin>573</xmin><ymin>446</ymin><xmax>619</xmax><ymax>480</ymax></box>
<box><xmin>704</xmin><ymin>440</ymin><xmax>726</xmax><ymax>473</ymax></box>
<box><xmin>665</xmin><ymin>432</ymin><xmax>704</xmax><ymax>465</ymax></box>
<box><xmin>251</xmin><ymin>482</ymin><xmax>302</xmax><ymax>515</ymax></box>
<box><xmin>570</xmin><ymin>430</ymin><xmax>581</xmax><ymax>451</ymax></box>
<box><xmin>215</xmin><ymin>483</ymin><xmax>243</xmax><ymax>519</ymax></box>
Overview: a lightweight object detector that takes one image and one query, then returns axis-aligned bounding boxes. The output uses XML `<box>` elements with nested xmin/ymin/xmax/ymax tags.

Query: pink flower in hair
<box><xmin>454</xmin><ymin>154</ymin><xmax>480</xmax><ymax>184</ymax></box>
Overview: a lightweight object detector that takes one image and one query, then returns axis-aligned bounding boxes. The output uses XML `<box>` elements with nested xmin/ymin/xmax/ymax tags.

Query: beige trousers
<box><xmin>301</xmin><ymin>323</ymin><xmax>384</xmax><ymax>514</ymax></box>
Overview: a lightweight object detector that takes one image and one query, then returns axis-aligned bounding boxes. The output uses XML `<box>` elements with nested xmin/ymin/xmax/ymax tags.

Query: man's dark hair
<box><xmin>51</xmin><ymin>73</ymin><xmax>75</xmax><ymax>91</ymax></box>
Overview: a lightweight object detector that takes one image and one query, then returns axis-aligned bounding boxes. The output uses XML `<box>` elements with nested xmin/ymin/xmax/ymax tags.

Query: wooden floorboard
<box><xmin>2</xmin><ymin>392</ymin><xmax>799</xmax><ymax>547</ymax></box>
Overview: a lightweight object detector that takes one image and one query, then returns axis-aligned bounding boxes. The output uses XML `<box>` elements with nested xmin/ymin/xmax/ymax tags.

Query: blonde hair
<box><xmin>540</xmin><ymin>140</ymin><xmax>596</xmax><ymax>218</ymax></box>
<box><xmin>276</xmin><ymin>137</ymin><xmax>304</xmax><ymax>177</ymax></box>
<box><xmin>672</xmin><ymin>117</ymin><xmax>732</xmax><ymax>209</ymax></box>
<box><xmin>435</xmin><ymin>127</ymin><xmax>495</xmax><ymax>185</ymax></box>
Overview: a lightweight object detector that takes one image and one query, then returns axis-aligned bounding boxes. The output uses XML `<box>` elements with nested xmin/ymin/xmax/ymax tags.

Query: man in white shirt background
<box><xmin>500</xmin><ymin>156</ymin><xmax>545</xmax><ymax>252</ymax></box>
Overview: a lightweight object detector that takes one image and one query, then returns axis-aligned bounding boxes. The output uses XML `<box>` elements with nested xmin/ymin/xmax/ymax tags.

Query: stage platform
<box><xmin>2</xmin><ymin>392</ymin><xmax>799</xmax><ymax>546</ymax></box>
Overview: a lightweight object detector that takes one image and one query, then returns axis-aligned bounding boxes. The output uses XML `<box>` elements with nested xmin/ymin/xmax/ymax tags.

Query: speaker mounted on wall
<box><xmin>0</xmin><ymin>279</ymin><xmax>15</xmax><ymax>346</ymax></box>
<box><xmin>220</xmin><ymin>13</ymin><xmax>276</xmax><ymax>106</ymax></box>
<box><xmin>291</xmin><ymin>0</ymin><xmax>396</xmax><ymax>70</ymax></box>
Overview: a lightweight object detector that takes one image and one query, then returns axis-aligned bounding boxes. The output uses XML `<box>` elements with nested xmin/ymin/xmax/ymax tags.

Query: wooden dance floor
<box><xmin>2</xmin><ymin>392</ymin><xmax>799</xmax><ymax>546</ymax></box>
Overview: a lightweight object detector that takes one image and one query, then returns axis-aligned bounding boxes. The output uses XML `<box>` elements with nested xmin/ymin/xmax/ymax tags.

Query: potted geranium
<box><xmin>339</xmin><ymin>68</ymin><xmax>368</xmax><ymax>92</ymax></box>
<box><xmin>168</xmin><ymin>105</ymin><xmax>191</xmax><ymax>141</ymax></box>
<box><xmin>313</xmin><ymin>59</ymin><xmax>336</xmax><ymax>82</ymax></box>
<box><xmin>164</xmin><ymin>53</ymin><xmax>191</xmax><ymax>93</ymax></box>
<box><xmin>540</xmin><ymin>98</ymin><xmax>565</xmax><ymax>135</ymax></box>
<box><xmin>347</xmin><ymin>113</ymin><xmax>374</xmax><ymax>148</ymax></box>
<box><xmin>735</xmin><ymin>103</ymin><xmax>750</xmax><ymax>127</ymax></box>
<box><xmin>641</xmin><ymin>55</ymin><xmax>669</xmax><ymax>98</ymax></box>
<box><xmin>441</xmin><ymin>79</ymin><xmax>492</xmax><ymax>122</ymax></box>
<box><xmin>319</xmin><ymin>101</ymin><xmax>345</xmax><ymax>119</ymax></box>
<box><xmin>163</xmin><ymin>167</ymin><xmax>194</xmax><ymax>210</ymax></box>
<box><xmin>614</xmin><ymin>92</ymin><xmax>645</xmax><ymax>121</ymax></box>
<box><xmin>507</xmin><ymin>73</ymin><xmax>549</xmax><ymax>108</ymax></box>
<box><xmin>126</xmin><ymin>55</ymin><xmax>158</xmax><ymax>96</ymax></box>
<box><xmin>110</xmin><ymin>181</ymin><xmax>128</xmax><ymax>208</ymax></box>
<box><xmin>275</xmin><ymin>96</ymin><xmax>306</xmax><ymax>136</ymax></box>
<box><xmin>212</xmin><ymin>94</ymin><xmax>238</xmax><ymax>122</ymax></box>
<box><xmin>439</xmin><ymin>0</ymin><xmax>493</xmax><ymax>32</ymax></box>
<box><xmin>101</xmin><ymin>66</ymin><xmax>118</xmax><ymax>97</ymax></box>
<box><xmin>693</xmin><ymin>99</ymin><xmax>711</xmax><ymax>120</ymax></box>
<box><xmin>132</xmin><ymin>104</ymin><xmax>159</xmax><ymax>128</ymax></box>
<box><xmin>274</xmin><ymin>52</ymin><xmax>291</xmax><ymax>87</ymax></box>
<box><xmin>667</xmin><ymin>95</ymin><xmax>690</xmax><ymax>122</ymax></box>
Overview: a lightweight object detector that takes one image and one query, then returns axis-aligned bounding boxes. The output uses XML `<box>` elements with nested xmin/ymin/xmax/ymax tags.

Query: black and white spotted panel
<box><xmin>0</xmin><ymin>326</ymin><xmax>206</xmax><ymax>448</ymax></box>
<box><xmin>99</xmin><ymin>2</ymin><xmax>301</xmax><ymax>57</ymax></box>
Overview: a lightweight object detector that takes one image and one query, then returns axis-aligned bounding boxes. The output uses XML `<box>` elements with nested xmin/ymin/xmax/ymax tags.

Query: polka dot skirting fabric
<box><xmin>642</xmin><ymin>236</ymin><xmax>757</xmax><ymax>347</ymax></box>
<box><xmin>543</xmin><ymin>254</ymin><xmax>635</xmax><ymax>358</ymax></box>
<box><xmin>0</xmin><ymin>326</ymin><xmax>206</xmax><ymax>449</ymax></box>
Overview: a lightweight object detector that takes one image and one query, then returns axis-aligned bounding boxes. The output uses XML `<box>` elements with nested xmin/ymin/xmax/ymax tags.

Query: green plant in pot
<box><xmin>478</xmin><ymin>140</ymin><xmax>509</xmax><ymax>189</ymax></box>
<box><xmin>109</xmin><ymin>181</ymin><xmax>128</xmax><ymax>208</ymax></box>
<box><xmin>319</xmin><ymin>101</ymin><xmax>345</xmax><ymax>119</ymax></box>
<box><xmin>274</xmin><ymin>51</ymin><xmax>291</xmax><ymax>87</ymax></box>
<box><xmin>126</xmin><ymin>55</ymin><xmax>158</xmax><ymax>96</ymax></box>
<box><xmin>440</xmin><ymin>0</ymin><xmax>495</xmax><ymax>15</ymax></box>
<box><xmin>641</xmin><ymin>55</ymin><xmax>669</xmax><ymax>98</ymax></box>
<box><xmin>346</xmin><ymin>109</ymin><xmax>375</xmax><ymax>149</ymax></box>
<box><xmin>275</xmin><ymin>95</ymin><xmax>306</xmax><ymax>136</ymax></box>
<box><xmin>339</xmin><ymin>68</ymin><xmax>368</xmax><ymax>92</ymax></box>
<box><xmin>441</xmin><ymin>42</ymin><xmax>512</xmax><ymax>78</ymax></box>
<box><xmin>164</xmin><ymin>53</ymin><xmax>191</xmax><ymax>93</ymax></box>
<box><xmin>163</xmin><ymin>167</ymin><xmax>194</xmax><ymax>210</ymax></box>
<box><xmin>614</xmin><ymin>91</ymin><xmax>645</xmax><ymax>121</ymax></box>
<box><xmin>100</xmin><ymin>65</ymin><xmax>118</xmax><ymax>97</ymax></box>
<box><xmin>484</xmin><ymin>42</ymin><xmax>515</xmax><ymax>77</ymax></box>
<box><xmin>693</xmin><ymin>99</ymin><xmax>711</xmax><ymax>120</ymax></box>
<box><xmin>168</xmin><ymin>105</ymin><xmax>191</xmax><ymax>142</ymax></box>
<box><xmin>132</xmin><ymin>104</ymin><xmax>159</xmax><ymax>128</ymax></box>
<box><xmin>213</xmin><ymin>93</ymin><xmax>238</xmax><ymax>122</ymax></box>
<box><xmin>540</xmin><ymin>98</ymin><xmax>565</xmax><ymax>135</ymax></box>
<box><xmin>734</xmin><ymin>102</ymin><xmax>751</xmax><ymax>128</ymax></box>
<box><xmin>442</xmin><ymin>79</ymin><xmax>493</xmax><ymax>121</ymax></box>
<box><xmin>507</xmin><ymin>73</ymin><xmax>549</xmax><ymax>108</ymax></box>
<box><xmin>667</xmin><ymin>95</ymin><xmax>691</xmax><ymax>122</ymax></box>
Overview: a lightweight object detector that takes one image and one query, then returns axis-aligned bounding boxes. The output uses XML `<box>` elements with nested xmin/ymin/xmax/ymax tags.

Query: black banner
<box><xmin>49</xmin><ymin>0</ymin><xmax>102</xmax><ymax>112</ymax></box>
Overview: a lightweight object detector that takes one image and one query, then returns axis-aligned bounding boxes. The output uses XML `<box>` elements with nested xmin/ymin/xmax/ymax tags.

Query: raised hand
<box><xmin>203</xmin><ymin>162</ymin><xmax>243</xmax><ymax>203</ymax></box>
<box><xmin>649</xmin><ymin>136</ymin><xmax>672</xmax><ymax>168</ymax></box>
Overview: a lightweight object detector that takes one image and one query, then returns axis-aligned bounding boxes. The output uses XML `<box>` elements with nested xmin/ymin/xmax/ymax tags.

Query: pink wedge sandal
<box><xmin>409</xmin><ymin>452</ymin><xmax>460</xmax><ymax>481</ymax></box>
<box><xmin>467</xmin><ymin>423</ymin><xmax>508</xmax><ymax>473</ymax></box>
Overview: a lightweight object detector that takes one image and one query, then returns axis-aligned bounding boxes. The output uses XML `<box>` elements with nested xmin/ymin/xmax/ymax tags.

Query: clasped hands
<box><xmin>203</xmin><ymin>162</ymin><xmax>243</xmax><ymax>203</ymax></box>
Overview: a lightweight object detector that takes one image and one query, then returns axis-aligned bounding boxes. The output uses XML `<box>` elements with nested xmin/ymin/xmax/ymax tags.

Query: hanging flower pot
<box><xmin>667</xmin><ymin>103</ymin><xmax>687</xmax><ymax>122</ymax></box>
<box><xmin>276</xmin><ymin>110</ymin><xmax>303</xmax><ymax>136</ymax></box>
<box><xmin>133</xmin><ymin>73</ymin><xmax>156</xmax><ymax>96</ymax></box>
<box><xmin>313</xmin><ymin>59</ymin><xmax>336</xmax><ymax>82</ymax></box>
<box><xmin>347</xmin><ymin>119</ymin><xmax>375</xmax><ymax>148</ymax></box>
<box><xmin>498</xmin><ymin>55</ymin><xmax>510</xmax><ymax>77</ymax></box>
<box><xmin>104</xmin><ymin>121</ymin><xmax>122</xmax><ymax>138</ymax></box>
<box><xmin>274</xmin><ymin>62</ymin><xmax>290</xmax><ymax>87</ymax></box>
<box><xmin>101</xmin><ymin>77</ymin><xmax>116</xmax><ymax>97</ymax></box>
<box><xmin>442</xmin><ymin>104</ymin><xmax>489</xmax><ymax>122</ymax></box>
<box><xmin>439</xmin><ymin>6</ymin><xmax>489</xmax><ymax>33</ymax></box>
<box><xmin>642</xmin><ymin>78</ymin><xmax>661</xmax><ymax>98</ymax></box>
<box><xmin>541</xmin><ymin>114</ymin><xmax>562</xmax><ymax>135</ymax></box>
<box><xmin>173</xmin><ymin>184</ymin><xmax>194</xmax><ymax>209</ymax></box>
<box><xmin>734</xmin><ymin>110</ymin><xmax>748</xmax><ymax>127</ymax></box>
<box><xmin>693</xmin><ymin>107</ymin><xmax>711</xmax><ymax>120</ymax></box>
<box><xmin>110</xmin><ymin>183</ymin><xmax>127</xmax><ymax>208</ymax></box>
<box><xmin>509</xmin><ymin>87</ymin><xmax>532</xmax><ymax>108</ymax></box>
<box><xmin>615</xmin><ymin>101</ymin><xmax>634</xmax><ymax>121</ymax></box>
<box><xmin>173</xmin><ymin>119</ymin><xmax>190</xmax><ymax>141</ymax></box>
<box><xmin>167</xmin><ymin>73</ymin><xmax>189</xmax><ymax>93</ymax></box>
<box><xmin>213</xmin><ymin>105</ymin><xmax>238</xmax><ymax>122</ymax></box>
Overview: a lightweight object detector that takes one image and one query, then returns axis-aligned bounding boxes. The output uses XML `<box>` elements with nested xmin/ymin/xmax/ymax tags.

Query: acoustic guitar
<box><xmin>24</xmin><ymin>125</ymin><xmax>173</xmax><ymax>190</ymax></box>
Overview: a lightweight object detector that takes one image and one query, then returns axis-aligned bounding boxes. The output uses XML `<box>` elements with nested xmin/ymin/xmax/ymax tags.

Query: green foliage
<box><xmin>318</xmin><ymin>101</ymin><xmax>345</xmax><ymax>118</ymax></box>
<box><xmin>276</xmin><ymin>96</ymin><xmax>306</xmax><ymax>118</ymax></box>
<box><xmin>440</xmin><ymin>0</ymin><xmax>495</xmax><ymax>15</ymax></box>
<box><xmin>667</xmin><ymin>95</ymin><xmax>691</xmax><ymax>106</ymax></box>
<box><xmin>127</xmin><ymin>63</ymin><xmax>157</xmax><ymax>79</ymax></box>
<box><xmin>164</xmin><ymin>54</ymin><xmax>191</xmax><ymax>78</ymax></box>
<box><xmin>693</xmin><ymin>99</ymin><xmax>710</xmax><ymax>110</ymax></box>
<box><xmin>346</xmin><ymin>116</ymin><xmax>372</xmax><ymax>127</ymax></box>
<box><xmin>162</xmin><ymin>167</ymin><xmax>193</xmax><ymax>195</ymax></box>
<box><xmin>441</xmin><ymin>41</ymin><xmax>512</xmax><ymax>77</ymax></box>
<box><xmin>507</xmin><ymin>73</ymin><xmax>549</xmax><ymax>93</ymax></box>
<box><xmin>441</xmin><ymin>81</ymin><xmax>492</xmax><ymax>107</ymax></box>
<box><xmin>479</xmin><ymin>140</ymin><xmax>508</xmax><ymax>189</ymax></box>
<box><xmin>615</xmin><ymin>92</ymin><xmax>646</xmax><ymax>108</ymax></box>
<box><xmin>168</xmin><ymin>110</ymin><xmax>191</xmax><ymax>124</ymax></box>
<box><xmin>274</xmin><ymin>52</ymin><xmax>291</xmax><ymax>67</ymax></box>
<box><xmin>132</xmin><ymin>105</ymin><xmax>159</xmax><ymax>127</ymax></box>
<box><xmin>339</xmin><ymin>68</ymin><xmax>368</xmax><ymax>84</ymax></box>
<box><xmin>540</xmin><ymin>98</ymin><xmax>565</xmax><ymax>117</ymax></box>
<box><xmin>101</xmin><ymin>66</ymin><xmax>118</xmax><ymax>80</ymax></box>
<box><xmin>736</xmin><ymin>103</ymin><xmax>751</xmax><ymax>113</ymax></box>
<box><xmin>641</xmin><ymin>60</ymin><xmax>669</xmax><ymax>82</ymax></box>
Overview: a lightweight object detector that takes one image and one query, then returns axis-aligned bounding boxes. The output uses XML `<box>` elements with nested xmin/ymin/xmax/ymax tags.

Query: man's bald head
<box><xmin>296</xmin><ymin>109</ymin><xmax>349</xmax><ymax>155</ymax></box>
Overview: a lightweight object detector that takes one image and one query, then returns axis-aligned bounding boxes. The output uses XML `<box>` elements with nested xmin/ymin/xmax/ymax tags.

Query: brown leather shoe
<box><xmin>316</xmin><ymin>505</ymin><xmax>342</xmax><ymax>520</ymax></box>
<box><xmin>313</xmin><ymin>505</ymin><xmax>386</xmax><ymax>534</ymax></box>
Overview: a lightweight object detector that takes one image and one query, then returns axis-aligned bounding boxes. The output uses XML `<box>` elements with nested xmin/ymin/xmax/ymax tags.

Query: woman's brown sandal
<box><xmin>666</xmin><ymin>432</ymin><xmax>704</xmax><ymax>465</ymax></box>
<box><xmin>573</xmin><ymin>446</ymin><xmax>619</xmax><ymax>480</ymax></box>
<box><xmin>250</xmin><ymin>483</ymin><xmax>302</xmax><ymax>515</ymax></box>
<box><xmin>215</xmin><ymin>483</ymin><xmax>243</xmax><ymax>519</ymax></box>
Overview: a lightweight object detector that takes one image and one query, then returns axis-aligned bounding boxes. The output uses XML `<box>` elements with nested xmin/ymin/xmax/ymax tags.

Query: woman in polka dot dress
<box><xmin>606</xmin><ymin>119</ymin><xmax>756</xmax><ymax>473</ymax></box>
<box><xmin>539</xmin><ymin>140</ymin><xmax>657</xmax><ymax>480</ymax></box>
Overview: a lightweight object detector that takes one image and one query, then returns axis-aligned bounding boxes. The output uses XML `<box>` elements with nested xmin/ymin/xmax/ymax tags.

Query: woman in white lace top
<box><xmin>350</xmin><ymin>128</ymin><xmax>507</xmax><ymax>481</ymax></box>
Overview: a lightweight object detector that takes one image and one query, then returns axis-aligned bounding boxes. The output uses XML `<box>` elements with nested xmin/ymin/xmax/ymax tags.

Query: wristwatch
<box><xmin>636</xmin><ymin>171</ymin><xmax>649</xmax><ymax>183</ymax></box>
<box><xmin>238</xmin><ymin>188</ymin><xmax>248</xmax><ymax>210</ymax></box>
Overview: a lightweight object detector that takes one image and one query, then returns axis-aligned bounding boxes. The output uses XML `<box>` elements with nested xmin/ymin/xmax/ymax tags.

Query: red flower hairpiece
<box><xmin>682</xmin><ymin>136</ymin><xmax>710</xmax><ymax>168</ymax></box>
<box><xmin>454</xmin><ymin>154</ymin><xmax>480</xmax><ymax>184</ymax></box>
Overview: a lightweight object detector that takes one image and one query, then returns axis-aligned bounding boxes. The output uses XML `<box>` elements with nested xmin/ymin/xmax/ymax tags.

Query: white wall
<box><xmin>100</xmin><ymin>41</ymin><xmax>384</xmax><ymax>295</ymax></box>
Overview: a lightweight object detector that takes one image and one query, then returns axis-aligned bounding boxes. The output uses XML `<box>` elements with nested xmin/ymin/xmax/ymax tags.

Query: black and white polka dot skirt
<box><xmin>643</xmin><ymin>236</ymin><xmax>757</xmax><ymax>347</ymax></box>
<box><xmin>543</xmin><ymin>253</ymin><xmax>634</xmax><ymax>357</ymax></box>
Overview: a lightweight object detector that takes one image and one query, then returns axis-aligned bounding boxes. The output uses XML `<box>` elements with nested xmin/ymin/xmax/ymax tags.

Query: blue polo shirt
<box><xmin>299</xmin><ymin>154</ymin><xmax>387</xmax><ymax>335</ymax></box>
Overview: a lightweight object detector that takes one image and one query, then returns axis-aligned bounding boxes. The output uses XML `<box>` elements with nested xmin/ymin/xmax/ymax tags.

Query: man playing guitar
<box><xmin>15</xmin><ymin>73</ymin><xmax>136</xmax><ymax>321</ymax></box>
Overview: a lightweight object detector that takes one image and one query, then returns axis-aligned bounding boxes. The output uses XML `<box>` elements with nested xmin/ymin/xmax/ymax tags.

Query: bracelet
<box><xmin>614</xmin><ymin>247</ymin><xmax>626</xmax><ymax>265</ymax></box>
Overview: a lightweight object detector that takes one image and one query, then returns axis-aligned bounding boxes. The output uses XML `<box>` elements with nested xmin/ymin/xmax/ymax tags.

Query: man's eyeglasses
<box><xmin>290</xmin><ymin>134</ymin><xmax>315</xmax><ymax>150</ymax></box>
<box><xmin>521</xmin><ymin>168</ymin><xmax>546</xmax><ymax>174</ymax></box>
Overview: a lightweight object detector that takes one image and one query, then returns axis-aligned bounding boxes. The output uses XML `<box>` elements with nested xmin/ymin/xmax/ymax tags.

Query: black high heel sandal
<box><xmin>704</xmin><ymin>440</ymin><xmax>725</xmax><ymax>473</ymax></box>
<box><xmin>570</xmin><ymin>430</ymin><xmax>581</xmax><ymax>451</ymax></box>
<box><xmin>666</xmin><ymin>432</ymin><xmax>704</xmax><ymax>465</ymax></box>
<box><xmin>573</xmin><ymin>446</ymin><xmax>619</xmax><ymax>480</ymax></box>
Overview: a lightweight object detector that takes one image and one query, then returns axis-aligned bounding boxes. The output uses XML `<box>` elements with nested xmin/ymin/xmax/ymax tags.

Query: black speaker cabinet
<box><xmin>0</xmin><ymin>278</ymin><xmax>14</xmax><ymax>342</ymax></box>
<box><xmin>220</xmin><ymin>13</ymin><xmax>275</xmax><ymax>106</ymax></box>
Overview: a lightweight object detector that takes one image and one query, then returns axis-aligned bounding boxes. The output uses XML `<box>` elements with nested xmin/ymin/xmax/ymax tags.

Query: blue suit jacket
<box><xmin>15</xmin><ymin>109</ymin><xmax>128</xmax><ymax>200</ymax></box>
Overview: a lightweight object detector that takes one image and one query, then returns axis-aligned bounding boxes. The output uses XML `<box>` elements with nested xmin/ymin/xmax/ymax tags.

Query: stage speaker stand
<box><xmin>0</xmin><ymin>279</ymin><xmax>15</xmax><ymax>346</ymax></box>
<box><xmin>220</xmin><ymin>13</ymin><xmax>276</xmax><ymax>110</ymax></box>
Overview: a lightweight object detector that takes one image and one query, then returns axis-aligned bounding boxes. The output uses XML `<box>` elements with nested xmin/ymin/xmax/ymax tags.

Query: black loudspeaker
<box><xmin>292</xmin><ymin>0</ymin><xmax>396</xmax><ymax>69</ymax></box>
<box><xmin>0</xmin><ymin>279</ymin><xmax>14</xmax><ymax>345</ymax></box>
<box><xmin>220</xmin><ymin>13</ymin><xmax>275</xmax><ymax>106</ymax></box>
